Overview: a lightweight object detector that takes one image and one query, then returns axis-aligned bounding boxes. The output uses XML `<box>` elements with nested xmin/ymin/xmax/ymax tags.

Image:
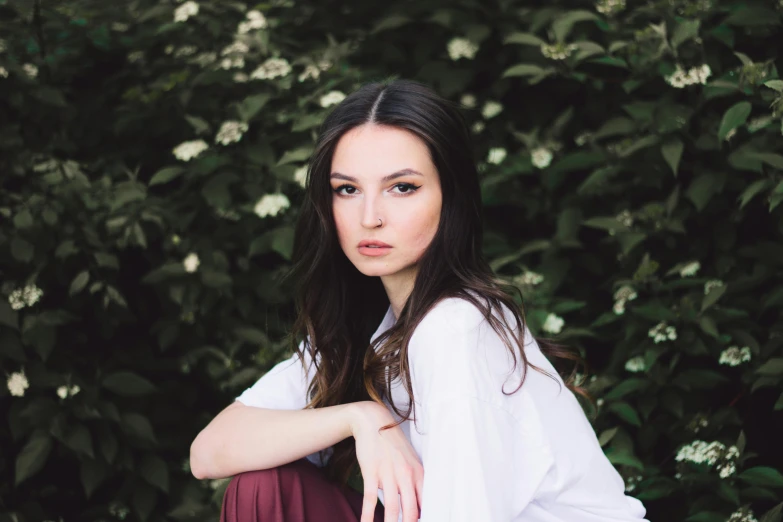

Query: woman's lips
<box><xmin>358</xmin><ymin>245</ymin><xmax>392</xmax><ymax>256</ymax></box>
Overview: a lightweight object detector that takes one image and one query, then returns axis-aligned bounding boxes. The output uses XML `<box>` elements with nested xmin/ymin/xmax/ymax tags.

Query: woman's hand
<box><xmin>349</xmin><ymin>400</ymin><xmax>424</xmax><ymax>522</ymax></box>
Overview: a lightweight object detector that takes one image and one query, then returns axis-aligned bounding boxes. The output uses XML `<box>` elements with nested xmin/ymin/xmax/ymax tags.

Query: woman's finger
<box><xmin>398</xmin><ymin>475</ymin><xmax>419</xmax><ymax>522</ymax></box>
<box><xmin>361</xmin><ymin>477</ymin><xmax>379</xmax><ymax>522</ymax></box>
<box><xmin>414</xmin><ymin>468</ymin><xmax>424</xmax><ymax>519</ymax></box>
<box><xmin>382</xmin><ymin>475</ymin><xmax>400</xmax><ymax>522</ymax></box>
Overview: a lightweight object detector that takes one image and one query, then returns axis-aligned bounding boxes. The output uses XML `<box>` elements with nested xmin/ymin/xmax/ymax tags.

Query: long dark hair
<box><xmin>285</xmin><ymin>77</ymin><xmax>589</xmax><ymax>486</ymax></box>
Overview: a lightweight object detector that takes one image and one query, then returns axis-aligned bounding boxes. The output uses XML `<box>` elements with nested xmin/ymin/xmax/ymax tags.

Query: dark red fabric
<box><xmin>220</xmin><ymin>457</ymin><xmax>386</xmax><ymax>522</ymax></box>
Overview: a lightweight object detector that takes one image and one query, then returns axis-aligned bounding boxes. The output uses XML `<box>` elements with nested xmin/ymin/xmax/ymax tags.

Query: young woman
<box><xmin>189</xmin><ymin>78</ymin><xmax>649</xmax><ymax>522</ymax></box>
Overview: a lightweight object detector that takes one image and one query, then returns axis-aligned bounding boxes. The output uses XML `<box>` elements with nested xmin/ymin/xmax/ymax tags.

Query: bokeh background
<box><xmin>2</xmin><ymin>0</ymin><xmax>783</xmax><ymax>520</ymax></box>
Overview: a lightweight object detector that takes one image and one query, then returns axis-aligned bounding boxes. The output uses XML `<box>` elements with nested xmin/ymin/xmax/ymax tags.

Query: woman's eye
<box><xmin>392</xmin><ymin>183</ymin><xmax>420</xmax><ymax>194</ymax></box>
<box><xmin>333</xmin><ymin>183</ymin><xmax>420</xmax><ymax>196</ymax></box>
<box><xmin>334</xmin><ymin>185</ymin><xmax>357</xmax><ymax>195</ymax></box>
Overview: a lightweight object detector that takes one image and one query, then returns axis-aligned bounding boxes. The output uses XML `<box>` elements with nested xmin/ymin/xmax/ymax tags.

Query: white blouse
<box><xmin>235</xmin><ymin>297</ymin><xmax>649</xmax><ymax>522</ymax></box>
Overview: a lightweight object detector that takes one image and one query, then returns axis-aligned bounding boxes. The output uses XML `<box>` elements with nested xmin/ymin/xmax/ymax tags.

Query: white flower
<box><xmin>298</xmin><ymin>64</ymin><xmax>320</xmax><ymax>82</ymax></box>
<box><xmin>487</xmin><ymin>147</ymin><xmax>507</xmax><ymax>165</ymax></box>
<box><xmin>128</xmin><ymin>51</ymin><xmax>144</xmax><ymax>63</ymax></box>
<box><xmin>183</xmin><ymin>253</ymin><xmax>200</xmax><ymax>273</ymax></box>
<box><xmin>665</xmin><ymin>64</ymin><xmax>711</xmax><ymax>88</ymax></box>
<box><xmin>679</xmin><ymin>260</ymin><xmax>700</xmax><ymax>277</ymax></box>
<box><xmin>616</xmin><ymin>209</ymin><xmax>633</xmax><ymax>227</ymax></box>
<box><xmin>233</xmin><ymin>72</ymin><xmax>249</xmax><ymax>83</ymax></box>
<box><xmin>8</xmin><ymin>285</ymin><xmax>44</xmax><ymax>310</ymax></box>
<box><xmin>513</xmin><ymin>270</ymin><xmax>544</xmax><ymax>286</ymax></box>
<box><xmin>481</xmin><ymin>101</ymin><xmax>503</xmax><ymax>119</ymax></box>
<box><xmin>0</xmin><ymin>39</ymin><xmax>6</xmax><ymax>52</ymax></box>
<box><xmin>704</xmin><ymin>279</ymin><xmax>725</xmax><ymax>295</ymax></box>
<box><xmin>221</xmin><ymin>41</ymin><xmax>249</xmax><ymax>56</ymax></box>
<box><xmin>719</xmin><ymin>346</ymin><xmax>751</xmax><ymax>366</ymax></box>
<box><xmin>172</xmin><ymin>139</ymin><xmax>209</xmax><ymax>161</ymax></box>
<box><xmin>531</xmin><ymin>147</ymin><xmax>553</xmax><ymax>169</ymax></box>
<box><xmin>7</xmin><ymin>371</ymin><xmax>29</xmax><ymax>397</ymax></box>
<box><xmin>189</xmin><ymin>52</ymin><xmax>216</xmax><ymax>67</ymax></box>
<box><xmin>460</xmin><ymin>94</ymin><xmax>476</xmax><ymax>108</ymax></box>
<box><xmin>294</xmin><ymin>165</ymin><xmax>308</xmax><ymax>188</ymax></box>
<box><xmin>165</xmin><ymin>45</ymin><xmax>175</xmax><ymax>55</ymax></box>
<box><xmin>540</xmin><ymin>43</ymin><xmax>578</xmax><ymax>60</ymax></box>
<box><xmin>219</xmin><ymin>56</ymin><xmax>244</xmax><ymax>69</ymax></box>
<box><xmin>675</xmin><ymin>440</ymin><xmax>726</xmax><ymax>465</ymax></box>
<box><xmin>596</xmin><ymin>398</ymin><xmax>605</xmax><ymax>407</ymax></box>
<box><xmin>174</xmin><ymin>46</ymin><xmax>198</xmax><ymax>58</ymax></box>
<box><xmin>174</xmin><ymin>1</ymin><xmax>199</xmax><ymax>22</ymax></box>
<box><xmin>727</xmin><ymin>508</ymin><xmax>759</xmax><ymax>522</ymax></box>
<box><xmin>575</xmin><ymin>131</ymin><xmax>593</xmax><ymax>146</ymax></box>
<box><xmin>613</xmin><ymin>300</ymin><xmax>626</xmax><ymax>315</ymax></box>
<box><xmin>471</xmin><ymin>121</ymin><xmax>485</xmax><ymax>134</ymax></box>
<box><xmin>319</xmin><ymin>90</ymin><xmax>346</xmax><ymax>108</ymax></box>
<box><xmin>613</xmin><ymin>284</ymin><xmax>637</xmax><ymax>315</ymax></box>
<box><xmin>447</xmin><ymin>38</ymin><xmax>479</xmax><ymax>60</ymax></box>
<box><xmin>718</xmin><ymin>461</ymin><xmax>736</xmax><ymax>478</ymax></box>
<box><xmin>726</xmin><ymin>445</ymin><xmax>740</xmax><ymax>459</ymax></box>
<box><xmin>215</xmin><ymin>121</ymin><xmax>249</xmax><ymax>145</ymax></box>
<box><xmin>596</xmin><ymin>0</ymin><xmax>626</xmax><ymax>14</ymax></box>
<box><xmin>23</xmin><ymin>63</ymin><xmax>38</xmax><ymax>79</ymax></box>
<box><xmin>250</xmin><ymin>57</ymin><xmax>291</xmax><ymax>80</ymax></box>
<box><xmin>625</xmin><ymin>356</ymin><xmax>646</xmax><ymax>373</ymax></box>
<box><xmin>542</xmin><ymin>313</ymin><xmax>564</xmax><ymax>334</ymax></box>
<box><xmin>238</xmin><ymin>10</ymin><xmax>268</xmax><ymax>33</ymax></box>
<box><xmin>56</xmin><ymin>386</ymin><xmax>69</xmax><ymax>399</ymax></box>
<box><xmin>648</xmin><ymin>322</ymin><xmax>677</xmax><ymax>343</ymax></box>
<box><xmin>254</xmin><ymin>193</ymin><xmax>290</xmax><ymax>218</ymax></box>
<box><xmin>111</xmin><ymin>22</ymin><xmax>129</xmax><ymax>32</ymax></box>
<box><xmin>0</xmin><ymin>66</ymin><xmax>8</xmax><ymax>78</ymax></box>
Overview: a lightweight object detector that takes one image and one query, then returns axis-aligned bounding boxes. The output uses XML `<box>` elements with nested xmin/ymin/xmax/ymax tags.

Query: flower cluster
<box><xmin>719</xmin><ymin>346</ymin><xmax>751</xmax><ymax>366</ymax></box>
<box><xmin>624</xmin><ymin>473</ymin><xmax>643</xmax><ymax>493</ymax></box>
<box><xmin>460</xmin><ymin>94</ymin><xmax>476</xmax><ymax>108</ymax></box>
<box><xmin>596</xmin><ymin>0</ymin><xmax>626</xmax><ymax>14</ymax></box>
<box><xmin>542</xmin><ymin>313</ymin><xmax>565</xmax><ymax>334</ymax></box>
<box><xmin>613</xmin><ymin>284</ymin><xmax>638</xmax><ymax>315</ymax></box>
<box><xmin>0</xmin><ymin>66</ymin><xmax>8</xmax><ymax>78</ymax></box>
<box><xmin>616</xmin><ymin>209</ymin><xmax>633</xmax><ymax>227</ymax></box>
<box><xmin>447</xmin><ymin>38</ymin><xmax>479</xmax><ymax>60</ymax></box>
<box><xmin>298</xmin><ymin>59</ymin><xmax>331</xmax><ymax>83</ymax></box>
<box><xmin>320</xmin><ymin>90</ymin><xmax>346</xmax><ymax>108</ymax></box>
<box><xmin>174</xmin><ymin>1</ymin><xmax>199</xmax><ymax>23</ymax></box>
<box><xmin>251</xmin><ymin>57</ymin><xmax>291</xmax><ymax>80</ymax></box>
<box><xmin>648</xmin><ymin>322</ymin><xmax>677</xmax><ymax>343</ymax></box>
<box><xmin>487</xmin><ymin>147</ymin><xmax>507</xmax><ymax>165</ymax></box>
<box><xmin>189</xmin><ymin>52</ymin><xmax>217</xmax><ymax>67</ymax></box>
<box><xmin>531</xmin><ymin>147</ymin><xmax>553</xmax><ymax>169</ymax></box>
<box><xmin>704</xmin><ymin>279</ymin><xmax>725</xmax><ymax>295</ymax></box>
<box><xmin>293</xmin><ymin>165</ymin><xmax>308</xmax><ymax>188</ymax></box>
<box><xmin>625</xmin><ymin>356</ymin><xmax>646</xmax><ymax>373</ymax></box>
<box><xmin>687</xmin><ymin>413</ymin><xmax>709</xmax><ymax>433</ymax></box>
<box><xmin>471</xmin><ymin>121</ymin><xmax>485</xmax><ymax>134</ymax></box>
<box><xmin>675</xmin><ymin>440</ymin><xmax>740</xmax><ymax>478</ymax></box>
<box><xmin>679</xmin><ymin>260</ymin><xmax>700</xmax><ymax>277</ymax></box>
<box><xmin>173</xmin><ymin>140</ymin><xmax>209</xmax><ymax>161</ymax></box>
<box><xmin>57</xmin><ymin>384</ymin><xmax>81</xmax><ymax>399</ymax></box>
<box><xmin>7</xmin><ymin>371</ymin><xmax>29</xmax><ymax>397</ymax></box>
<box><xmin>183</xmin><ymin>253</ymin><xmax>200</xmax><ymax>273</ymax></box>
<box><xmin>23</xmin><ymin>63</ymin><xmax>38</xmax><ymax>79</ymax></box>
<box><xmin>665</xmin><ymin>64</ymin><xmax>711</xmax><ymax>88</ymax></box>
<box><xmin>727</xmin><ymin>507</ymin><xmax>759</xmax><ymax>522</ymax></box>
<box><xmin>238</xmin><ymin>10</ymin><xmax>267</xmax><ymax>34</ymax></box>
<box><xmin>215</xmin><ymin>121</ymin><xmax>249</xmax><ymax>145</ymax></box>
<box><xmin>513</xmin><ymin>270</ymin><xmax>544</xmax><ymax>287</ymax></box>
<box><xmin>254</xmin><ymin>193</ymin><xmax>290</xmax><ymax>218</ymax></box>
<box><xmin>9</xmin><ymin>285</ymin><xmax>44</xmax><ymax>310</ymax></box>
<box><xmin>481</xmin><ymin>101</ymin><xmax>503</xmax><ymax>119</ymax></box>
<box><xmin>540</xmin><ymin>43</ymin><xmax>578</xmax><ymax>60</ymax></box>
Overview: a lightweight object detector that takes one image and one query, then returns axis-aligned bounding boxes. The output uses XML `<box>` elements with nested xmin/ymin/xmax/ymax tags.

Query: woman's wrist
<box><xmin>346</xmin><ymin>400</ymin><xmax>389</xmax><ymax>439</ymax></box>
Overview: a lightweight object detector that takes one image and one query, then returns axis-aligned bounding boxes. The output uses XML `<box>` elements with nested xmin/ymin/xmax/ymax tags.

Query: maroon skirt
<box><xmin>220</xmin><ymin>457</ymin><xmax>386</xmax><ymax>522</ymax></box>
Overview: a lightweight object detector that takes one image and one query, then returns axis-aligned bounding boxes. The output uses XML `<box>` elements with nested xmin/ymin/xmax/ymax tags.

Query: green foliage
<box><xmin>1</xmin><ymin>0</ymin><xmax>783</xmax><ymax>521</ymax></box>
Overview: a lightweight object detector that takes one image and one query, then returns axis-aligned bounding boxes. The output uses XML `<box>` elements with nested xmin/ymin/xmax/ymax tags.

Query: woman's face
<box><xmin>330</xmin><ymin>124</ymin><xmax>442</xmax><ymax>284</ymax></box>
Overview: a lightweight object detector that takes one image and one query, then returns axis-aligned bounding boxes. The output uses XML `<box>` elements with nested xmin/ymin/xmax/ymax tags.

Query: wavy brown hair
<box><xmin>284</xmin><ymin>77</ymin><xmax>590</xmax><ymax>487</ymax></box>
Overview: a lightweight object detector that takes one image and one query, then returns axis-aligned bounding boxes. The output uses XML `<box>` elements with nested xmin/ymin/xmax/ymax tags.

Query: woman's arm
<box><xmin>189</xmin><ymin>400</ymin><xmax>357</xmax><ymax>479</ymax></box>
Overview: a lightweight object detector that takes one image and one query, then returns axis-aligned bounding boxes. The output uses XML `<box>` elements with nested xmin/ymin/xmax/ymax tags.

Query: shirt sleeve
<box><xmin>234</xmin><ymin>339</ymin><xmax>314</xmax><ymax>410</ymax></box>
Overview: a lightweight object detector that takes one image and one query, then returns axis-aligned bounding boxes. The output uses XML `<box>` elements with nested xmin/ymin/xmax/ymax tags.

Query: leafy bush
<box><xmin>1</xmin><ymin>0</ymin><xmax>782</xmax><ymax>521</ymax></box>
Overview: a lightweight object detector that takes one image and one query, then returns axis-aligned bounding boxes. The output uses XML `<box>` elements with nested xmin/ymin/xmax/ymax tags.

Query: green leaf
<box><xmin>671</xmin><ymin>19</ymin><xmax>700</xmax><ymax>49</ymax></box>
<box><xmin>738</xmin><ymin>466</ymin><xmax>783</xmax><ymax>488</ymax></box>
<box><xmin>13</xmin><ymin>209</ymin><xmax>34</xmax><ymax>229</ymax></box>
<box><xmin>102</xmin><ymin>372</ymin><xmax>157</xmax><ymax>396</ymax></box>
<box><xmin>15</xmin><ymin>432</ymin><xmax>53</xmax><ymax>485</ymax></box>
<box><xmin>598</xmin><ymin>427</ymin><xmax>618</xmax><ymax>447</ymax></box>
<box><xmin>661</xmin><ymin>138</ymin><xmax>684</xmax><ymax>176</ymax></box>
<box><xmin>62</xmin><ymin>424</ymin><xmax>95</xmax><ymax>458</ymax></box>
<box><xmin>11</xmin><ymin>237</ymin><xmax>34</xmax><ymax>262</ymax></box>
<box><xmin>237</xmin><ymin>93</ymin><xmax>272</xmax><ymax>122</ymax></box>
<box><xmin>738</xmin><ymin>179</ymin><xmax>772</xmax><ymax>209</ymax></box>
<box><xmin>80</xmin><ymin>458</ymin><xmax>109</xmax><ymax>498</ymax></box>
<box><xmin>149</xmin><ymin>166</ymin><xmax>185</xmax><ymax>186</ymax></box>
<box><xmin>140</xmin><ymin>454</ymin><xmax>169</xmax><ymax>493</ymax></box>
<box><xmin>756</xmin><ymin>358</ymin><xmax>783</xmax><ymax>376</ymax></box>
<box><xmin>270</xmin><ymin>226</ymin><xmax>295</xmax><ymax>260</ymax></box>
<box><xmin>551</xmin><ymin>10</ymin><xmax>599</xmax><ymax>42</ymax></box>
<box><xmin>132</xmin><ymin>481</ymin><xmax>157</xmax><ymax>522</ymax></box>
<box><xmin>370</xmin><ymin>14</ymin><xmax>411</xmax><ymax>33</ymax></box>
<box><xmin>184</xmin><ymin>114</ymin><xmax>210</xmax><ymax>135</ymax></box>
<box><xmin>122</xmin><ymin>413</ymin><xmax>157</xmax><ymax>443</ymax></box>
<box><xmin>763</xmin><ymin>80</ymin><xmax>783</xmax><ymax>92</ymax></box>
<box><xmin>744</xmin><ymin>152</ymin><xmax>783</xmax><ymax>169</ymax></box>
<box><xmin>701</xmin><ymin>283</ymin><xmax>727</xmax><ymax>311</ymax></box>
<box><xmin>276</xmin><ymin>146</ymin><xmax>313</xmax><ymax>166</ymax></box>
<box><xmin>69</xmin><ymin>271</ymin><xmax>90</xmax><ymax>296</ymax></box>
<box><xmin>502</xmin><ymin>64</ymin><xmax>546</xmax><ymax>78</ymax></box>
<box><xmin>604</xmin><ymin>378</ymin><xmax>649</xmax><ymax>401</ymax></box>
<box><xmin>503</xmin><ymin>32</ymin><xmax>545</xmax><ymax>46</ymax></box>
<box><xmin>760</xmin><ymin>502</ymin><xmax>783</xmax><ymax>522</ymax></box>
<box><xmin>607</xmin><ymin>401</ymin><xmax>641</xmax><ymax>426</ymax></box>
<box><xmin>718</xmin><ymin>101</ymin><xmax>752</xmax><ymax>141</ymax></box>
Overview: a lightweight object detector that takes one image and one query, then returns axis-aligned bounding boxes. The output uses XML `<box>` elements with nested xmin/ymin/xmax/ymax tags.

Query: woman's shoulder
<box><xmin>413</xmin><ymin>292</ymin><xmax>519</xmax><ymax>338</ymax></box>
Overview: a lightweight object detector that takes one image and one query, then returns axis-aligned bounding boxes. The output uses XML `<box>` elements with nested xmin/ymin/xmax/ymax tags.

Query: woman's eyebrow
<box><xmin>329</xmin><ymin>168</ymin><xmax>424</xmax><ymax>183</ymax></box>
